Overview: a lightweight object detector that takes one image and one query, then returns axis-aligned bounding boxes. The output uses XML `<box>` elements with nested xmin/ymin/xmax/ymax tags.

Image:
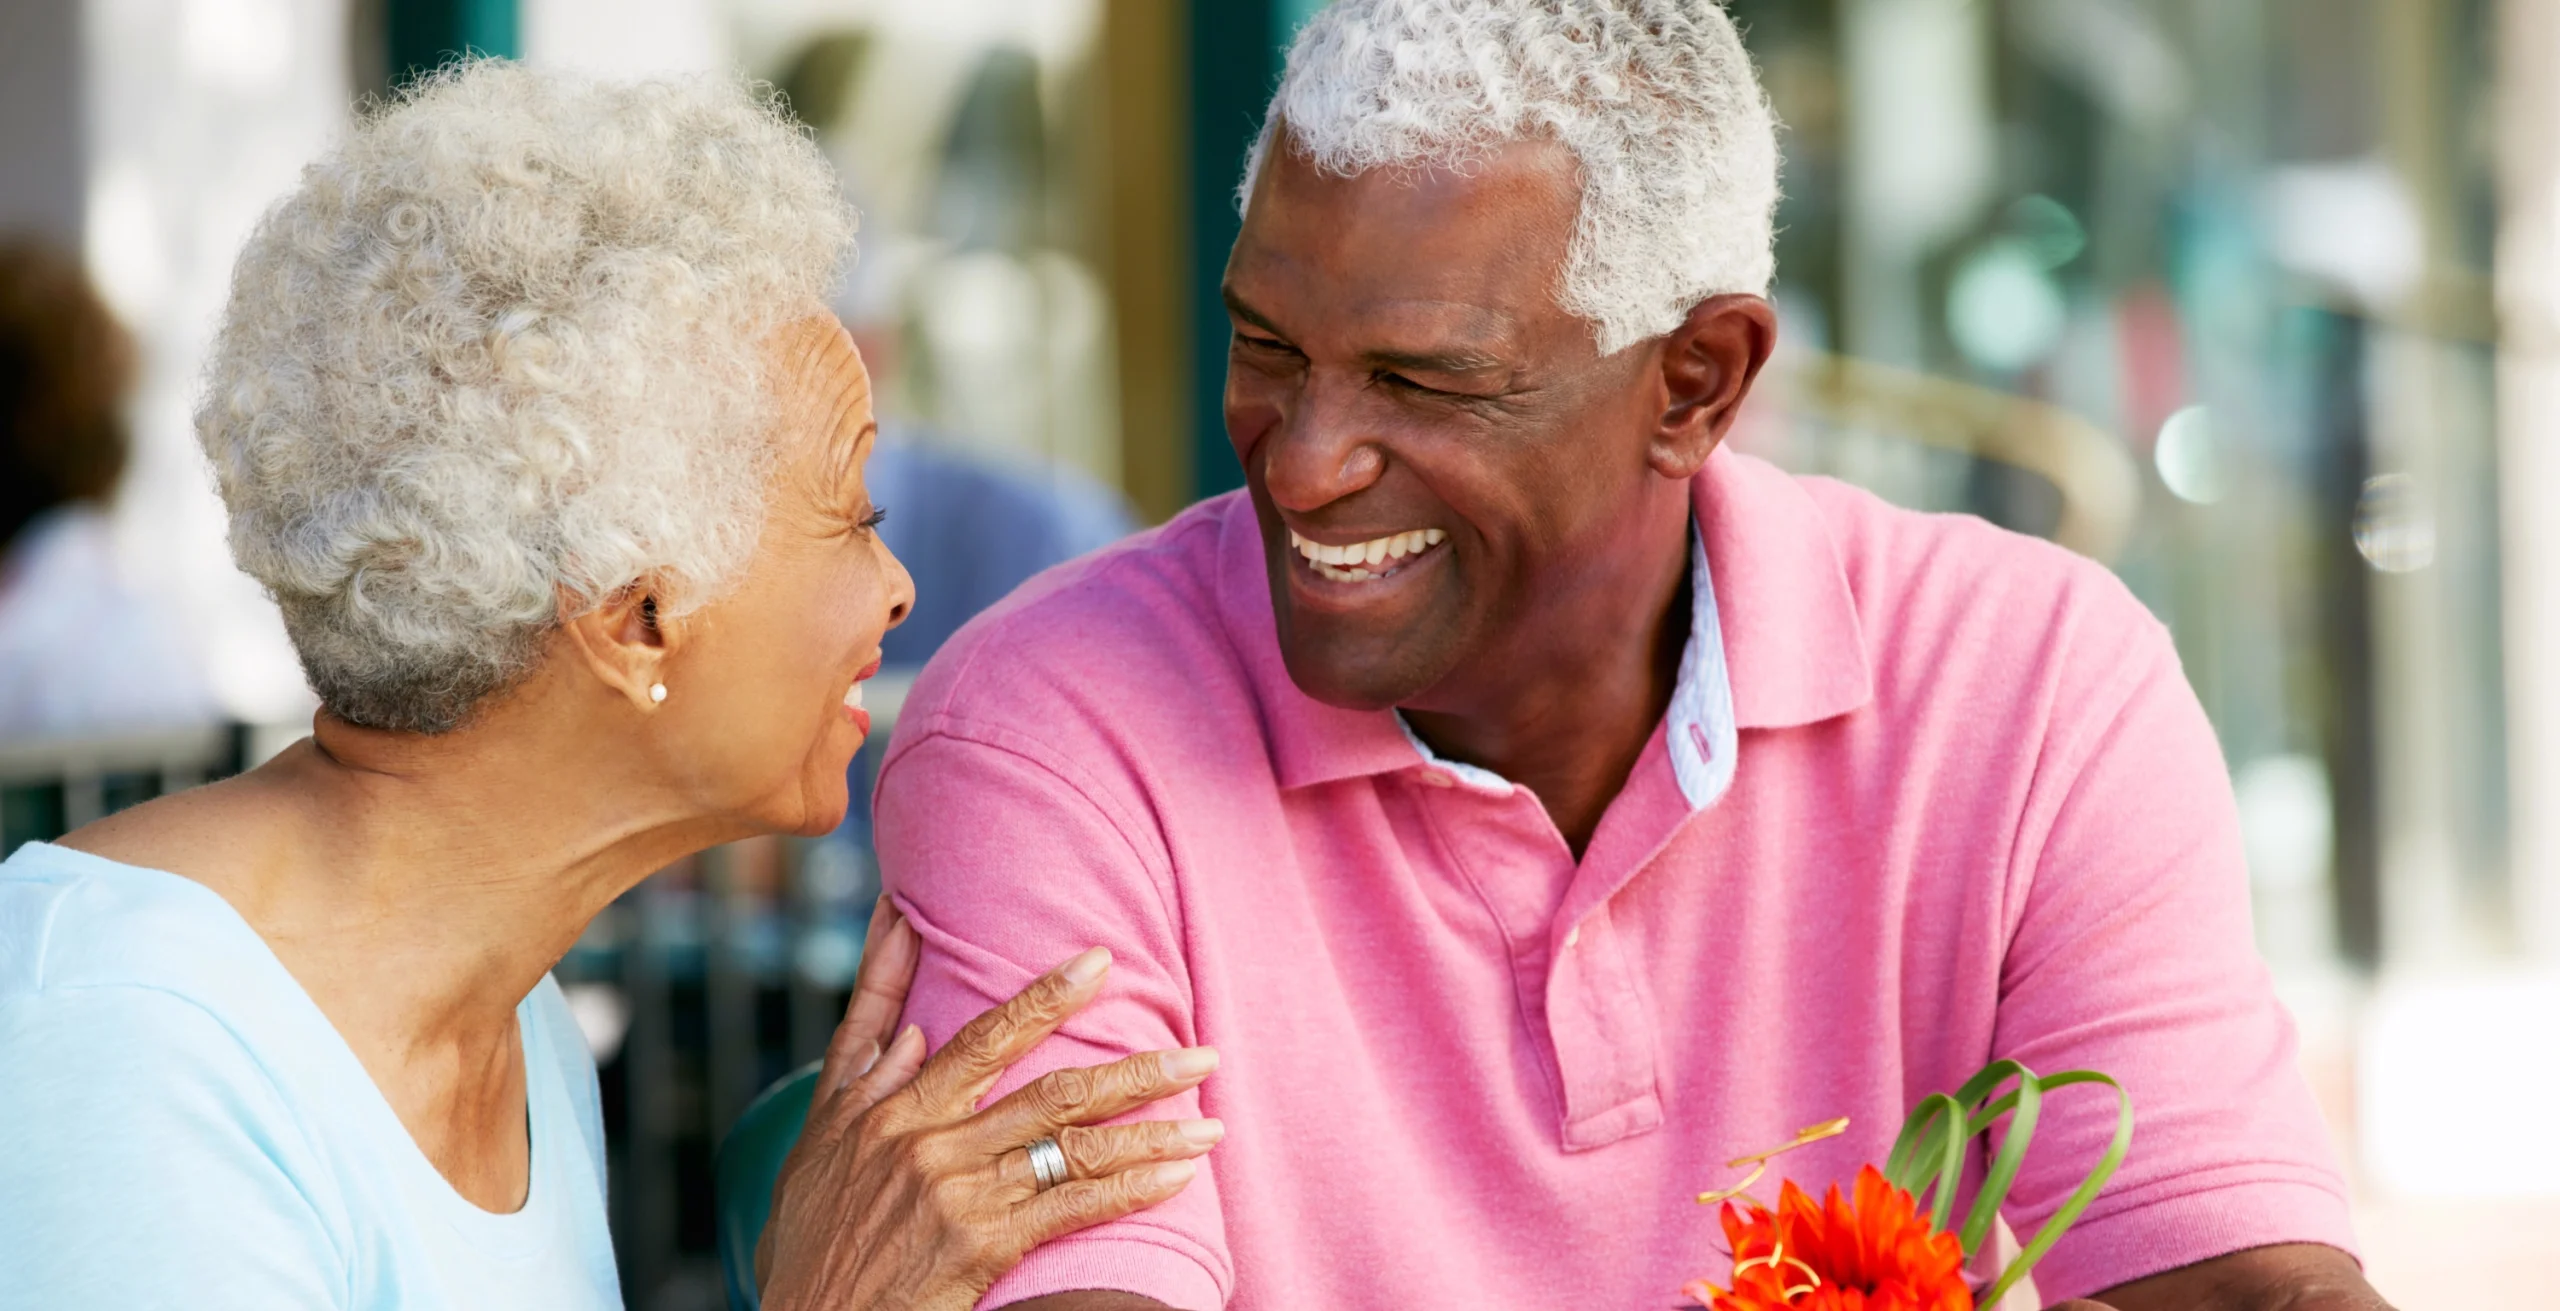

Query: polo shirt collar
<box><xmin>1397</xmin><ymin>522</ymin><xmax>1733</xmax><ymax>809</ymax></box>
<box><xmin>1700</xmin><ymin>449</ymin><xmax>1875</xmax><ymax>731</ymax></box>
<box><xmin>1235</xmin><ymin>450</ymin><xmax>1873</xmax><ymax>795</ymax></box>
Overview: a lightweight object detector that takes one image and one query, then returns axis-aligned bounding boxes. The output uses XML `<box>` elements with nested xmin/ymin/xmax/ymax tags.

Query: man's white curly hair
<box><xmin>198</xmin><ymin>60</ymin><xmax>852</xmax><ymax>734</ymax></box>
<box><xmin>1243</xmin><ymin>0</ymin><xmax>1778</xmax><ymax>355</ymax></box>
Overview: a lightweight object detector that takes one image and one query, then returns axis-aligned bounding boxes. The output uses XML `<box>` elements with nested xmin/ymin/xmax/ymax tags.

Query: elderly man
<box><xmin>877</xmin><ymin>4</ymin><xmax>2384</xmax><ymax>1309</ymax></box>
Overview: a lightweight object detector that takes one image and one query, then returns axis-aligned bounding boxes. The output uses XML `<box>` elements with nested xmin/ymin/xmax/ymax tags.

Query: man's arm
<box><xmin>2075</xmin><ymin>1244</ymin><xmax>2392</xmax><ymax>1311</ymax></box>
<box><xmin>876</xmin><ymin>721</ymin><xmax>1232</xmax><ymax>1310</ymax></box>
<box><xmin>1982</xmin><ymin>598</ymin><xmax>2363</xmax><ymax>1301</ymax></box>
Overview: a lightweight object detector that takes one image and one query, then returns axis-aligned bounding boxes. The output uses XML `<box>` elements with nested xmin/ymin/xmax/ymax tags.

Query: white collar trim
<box><xmin>1396</xmin><ymin>522</ymin><xmax>1738</xmax><ymax>813</ymax></box>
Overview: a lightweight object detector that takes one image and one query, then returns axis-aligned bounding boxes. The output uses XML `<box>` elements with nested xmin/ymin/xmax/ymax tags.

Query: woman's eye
<box><xmin>858</xmin><ymin>504</ymin><xmax>889</xmax><ymax>533</ymax></box>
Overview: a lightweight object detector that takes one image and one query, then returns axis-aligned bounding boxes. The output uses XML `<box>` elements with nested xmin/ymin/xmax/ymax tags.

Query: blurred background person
<box><xmin>777</xmin><ymin>25</ymin><xmax>1137</xmax><ymax>673</ymax></box>
<box><xmin>0</xmin><ymin>239</ymin><xmax>216</xmax><ymax>741</ymax></box>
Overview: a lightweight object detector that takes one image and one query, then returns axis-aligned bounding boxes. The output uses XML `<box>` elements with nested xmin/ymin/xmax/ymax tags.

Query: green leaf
<box><xmin>1980</xmin><ymin>1072</ymin><xmax>2135</xmax><ymax>1306</ymax></box>
<box><xmin>1885</xmin><ymin>1092</ymin><xmax>1960</xmax><ymax>1194</ymax></box>
<box><xmin>1959</xmin><ymin>1068</ymin><xmax>2042</xmax><ymax>1255</ymax></box>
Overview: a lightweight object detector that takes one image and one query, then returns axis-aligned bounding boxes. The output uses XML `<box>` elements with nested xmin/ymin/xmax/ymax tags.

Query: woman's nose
<box><xmin>883</xmin><ymin>544</ymin><xmax>916</xmax><ymax>630</ymax></box>
<box><xmin>1259</xmin><ymin>382</ymin><xmax>1387</xmax><ymax>514</ymax></box>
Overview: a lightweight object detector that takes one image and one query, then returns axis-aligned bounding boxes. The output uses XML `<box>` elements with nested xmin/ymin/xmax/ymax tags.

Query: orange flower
<box><xmin>1682</xmin><ymin>1166</ymin><xmax>1973</xmax><ymax>1311</ymax></box>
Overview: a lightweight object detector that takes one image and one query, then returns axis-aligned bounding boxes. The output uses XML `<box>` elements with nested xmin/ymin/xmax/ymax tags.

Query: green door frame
<box><xmin>1186</xmin><ymin>0</ymin><xmax>1326</xmax><ymax>502</ymax></box>
<box><xmin>1185</xmin><ymin>0</ymin><xmax>1277</xmax><ymax>501</ymax></box>
<box><xmin>387</xmin><ymin>0</ymin><xmax>518</xmax><ymax>87</ymax></box>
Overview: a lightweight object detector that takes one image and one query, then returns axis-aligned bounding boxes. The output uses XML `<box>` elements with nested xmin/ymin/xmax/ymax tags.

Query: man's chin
<box><xmin>1272</xmin><ymin>627</ymin><xmax>1452</xmax><ymax>713</ymax></box>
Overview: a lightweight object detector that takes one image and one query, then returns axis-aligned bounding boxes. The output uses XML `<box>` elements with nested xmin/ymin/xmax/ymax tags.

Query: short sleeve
<box><xmin>0</xmin><ymin>986</ymin><xmax>347</xmax><ymax>1310</ymax></box>
<box><xmin>1992</xmin><ymin>614</ymin><xmax>2358</xmax><ymax>1300</ymax></box>
<box><xmin>876</xmin><ymin>719</ymin><xmax>1231</xmax><ymax>1310</ymax></box>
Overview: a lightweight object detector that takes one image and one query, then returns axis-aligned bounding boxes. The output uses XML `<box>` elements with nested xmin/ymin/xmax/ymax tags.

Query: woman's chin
<box><xmin>774</xmin><ymin>785</ymin><xmax>851</xmax><ymax>839</ymax></box>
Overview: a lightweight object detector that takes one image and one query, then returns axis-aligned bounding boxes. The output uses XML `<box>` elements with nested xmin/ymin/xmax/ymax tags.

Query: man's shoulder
<box><xmin>892</xmin><ymin>492</ymin><xmax>1269</xmax><ymax>753</ymax></box>
<box><xmin>1796</xmin><ymin>470</ymin><xmax>2163</xmax><ymax>653</ymax></box>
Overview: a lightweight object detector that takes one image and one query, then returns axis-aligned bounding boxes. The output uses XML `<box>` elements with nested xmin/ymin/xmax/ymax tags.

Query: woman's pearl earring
<box><xmin>649</xmin><ymin>683</ymin><xmax>668</xmax><ymax>704</ymax></box>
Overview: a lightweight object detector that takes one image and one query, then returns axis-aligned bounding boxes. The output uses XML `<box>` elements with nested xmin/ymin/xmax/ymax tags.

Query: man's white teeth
<box><xmin>1288</xmin><ymin>527</ymin><xmax>1447</xmax><ymax>582</ymax></box>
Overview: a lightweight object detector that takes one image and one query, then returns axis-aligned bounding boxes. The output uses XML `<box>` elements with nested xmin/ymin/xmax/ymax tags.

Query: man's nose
<box><xmin>1259</xmin><ymin>376</ymin><xmax>1386</xmax><ymax>514</ymax></box>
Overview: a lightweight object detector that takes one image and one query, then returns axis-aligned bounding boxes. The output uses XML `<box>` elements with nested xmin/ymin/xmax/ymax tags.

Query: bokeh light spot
<box><xmin>2154</xmin><ymin>405</ymin><xmax>2227</xmax><ymax>504</ymax></box>
<box><xmin>2354</xmin><ymin>473</ymin><xmax>2436</xmax><ymax>573</ymax></box>
<box><xmin>1947</xmin><ymin>239</ymin><xmax>2067</xmax><ymax>372</ymax></box>
<box><xmin>2007</xmin><ymin>194</ymin><xmax>2088</xmax><ymax>269</ymax></box>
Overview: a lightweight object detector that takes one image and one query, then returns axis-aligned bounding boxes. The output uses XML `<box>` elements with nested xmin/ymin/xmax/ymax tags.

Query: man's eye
<box><xmin>1381</xmin><ymin>372</ymin><xmax>1450</xmax><ymax>397</ymax></box>
<box><xmin>1235</xmin><ymin>333</ymin><xmax>1296</xmax><ymax>355</ymax></box>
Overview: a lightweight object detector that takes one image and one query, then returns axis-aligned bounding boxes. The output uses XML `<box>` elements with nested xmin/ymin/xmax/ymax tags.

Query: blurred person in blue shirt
<box><xmin>862</xmin><ymin>427</ymin><xmax>1136</xmax><ymax>667</ymax></box>
<box><xmin>0</xmin><ymin>240</ymin><xmax>216</xmax><ymax>740</ymax></box>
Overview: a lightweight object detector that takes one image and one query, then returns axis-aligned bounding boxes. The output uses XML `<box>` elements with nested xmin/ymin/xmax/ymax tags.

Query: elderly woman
<box><xmin>0</xmin><ymin>63</ymin><xmax>1212</xmax><ymax>1309</ymax></box>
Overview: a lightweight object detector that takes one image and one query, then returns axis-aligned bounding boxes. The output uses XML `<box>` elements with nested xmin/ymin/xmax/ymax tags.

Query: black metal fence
<box><xmin>561</xmin><ymin>830</ymin><xmax>881</xmax><ymax>1310</ymax></box>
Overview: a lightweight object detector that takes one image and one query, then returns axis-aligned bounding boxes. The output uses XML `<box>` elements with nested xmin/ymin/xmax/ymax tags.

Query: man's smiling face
<box><xmin>1222</xmin><ymin>138</ymin><xmax>1672</xmax><ymax>711</ymax></box>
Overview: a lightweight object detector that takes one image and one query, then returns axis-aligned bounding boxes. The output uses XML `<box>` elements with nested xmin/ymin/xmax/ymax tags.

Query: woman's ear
<box><xmin>562</xmin><ymin>585</ymin><xmax>681</xmax><ymax>713</ymax></box>
<box><xmin>1648</xmin><ymin>294</ymin><xmax>1779</xmax><ymax>481</ymax></box>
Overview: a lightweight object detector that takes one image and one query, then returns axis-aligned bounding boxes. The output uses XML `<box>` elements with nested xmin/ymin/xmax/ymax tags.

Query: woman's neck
<box><xmin>71</xmin><ymin>685</ymin><xmax>732</xmax><ymax>1049</ymax></box>
<box><xmin>58</xmin><ymin>681</ymin><xmax>729</xmax><ymax>1211</ymax></box>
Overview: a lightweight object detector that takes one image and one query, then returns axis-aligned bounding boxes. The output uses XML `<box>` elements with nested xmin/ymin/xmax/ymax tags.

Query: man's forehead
<box><xmin>1230</xmin><ymin>280</ymin><xmax>1520</xmax><ymax>355</ymax></box>
<box><xmin>1231</xmin><ymin>139</ymin><xmax>1581</xmax><ymax>348</ymax></box>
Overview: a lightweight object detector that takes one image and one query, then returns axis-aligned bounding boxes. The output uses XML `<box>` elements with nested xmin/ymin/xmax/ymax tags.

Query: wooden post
<box><xmin>1101</xmin><ymin>0</ymin><xmax>1194</xmax><ymax>522</ymax></box>
<box><xmin>2497</xmin><ymin>0</ymin><xmax>2560</xmax><ymax>962</ymax></box>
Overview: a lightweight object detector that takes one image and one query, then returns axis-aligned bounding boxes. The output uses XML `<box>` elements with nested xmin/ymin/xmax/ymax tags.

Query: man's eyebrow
<box><xmin>1360</xmin><ymin>345</ymin><xmax>1509</xmax><ymax>375</ymax></box>
<box><xmin>1223</xmin><ymin>287</ymin><xmax>1290</xmax><ymax>341</ymax></box>
<box><xmin>1225</xmin><ymin>287</ymin><xmax>1511</xmax><ymax>375</ymax></box>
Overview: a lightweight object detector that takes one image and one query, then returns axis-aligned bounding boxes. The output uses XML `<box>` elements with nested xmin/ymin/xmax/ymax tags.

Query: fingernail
<box><xmin>1161</xmin><ymin>1046</ymin><xmax>1219</xmax><ymax>1080</ymax></box>
<box><xmin>1145</xmin><ymin>1159</ymin><xmax>1198</xmax><ymax>1190</ymax></box>
<box><xmin>1059</xmin><ymin>946</ymin><xmax>1111</xmax><ymax>987</ymax></box>
<box><xmin>1176</xmin><ymin>1118</ymin><xmax>1224</xmax><ymax>1147</ymax></box>
<box><xmin>852</xmin><ymin>1039</ymin><xmax>882</xmax><ymax>1078</ymax></box>
<box><xmin>894</xmin><ymin>1024</ymin><xmax>925</xmax><ymax>1058</ymax></box>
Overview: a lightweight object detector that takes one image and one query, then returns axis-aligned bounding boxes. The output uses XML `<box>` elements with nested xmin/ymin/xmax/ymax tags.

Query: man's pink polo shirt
<box><xmin>874</xmin><ymin>451</ymin><xmax>2356</xmax><ymax>1310</ymax></box>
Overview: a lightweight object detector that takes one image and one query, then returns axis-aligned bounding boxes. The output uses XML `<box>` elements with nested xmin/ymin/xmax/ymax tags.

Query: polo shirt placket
<box><xmin>1395</xmin><ymin>529</ymin><xmax>1738</xmax><ymax>1151</ymax></box>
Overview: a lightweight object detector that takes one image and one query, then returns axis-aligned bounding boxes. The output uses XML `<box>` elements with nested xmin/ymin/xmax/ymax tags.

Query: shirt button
<box><xmin>1563</xmin><ymin>925</ymin><xmax>1582</xmax><ymax>949</ymax></box>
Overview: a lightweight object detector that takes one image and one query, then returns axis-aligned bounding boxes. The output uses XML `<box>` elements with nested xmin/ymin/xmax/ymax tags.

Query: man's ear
<box><xmin>1648</xmin><ymin>294</ymin><xmax>1779</xmax><ymax>481</ymax></box>
<box><xmin>561</xmin><ymin>584</ymin><xmax>678</xmax><ymax>713</ymax></box>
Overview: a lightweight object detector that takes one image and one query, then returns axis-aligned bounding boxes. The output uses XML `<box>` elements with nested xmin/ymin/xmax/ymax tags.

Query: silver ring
<box><xmin>1026</xmin><ymin>1136</ymin><xmax>1069</xmax><ymax>1192</ymax></box>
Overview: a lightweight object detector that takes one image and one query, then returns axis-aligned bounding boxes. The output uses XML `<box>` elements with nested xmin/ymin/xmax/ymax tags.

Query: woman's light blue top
<box><xmin>0</xmin><ymin>842</ymin><xmax>623</xmax><ymax>1310</ymax></box>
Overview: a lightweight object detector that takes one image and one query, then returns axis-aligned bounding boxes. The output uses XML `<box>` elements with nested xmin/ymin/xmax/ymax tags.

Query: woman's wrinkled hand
<box><xmin>757</xmin><ymin>899</ymin><xmax>1220</xmax><ymax>1311</ymax></box>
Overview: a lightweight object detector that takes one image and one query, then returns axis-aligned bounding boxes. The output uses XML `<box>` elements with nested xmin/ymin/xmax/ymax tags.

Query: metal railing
<box><xmin>0</xmin><ymin>723</ymin><xmax>242</xmax><ymax>851</ymax></box>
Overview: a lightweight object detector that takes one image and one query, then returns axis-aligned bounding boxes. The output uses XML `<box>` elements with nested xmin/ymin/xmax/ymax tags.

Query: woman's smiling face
<box><xmin>652</xmin><ymin>314</ymin><xmax>914</xmax><ymax>836</ymax></box>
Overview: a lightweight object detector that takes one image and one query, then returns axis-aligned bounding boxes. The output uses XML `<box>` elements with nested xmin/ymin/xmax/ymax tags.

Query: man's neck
<box><xmin>1401</xmin><ymin>490</ymin><xmax>1694</xmax><ymax>857</ymax></box>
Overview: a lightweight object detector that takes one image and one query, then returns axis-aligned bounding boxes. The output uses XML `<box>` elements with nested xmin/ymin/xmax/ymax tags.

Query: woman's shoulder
<box><xmin>4</xmin><ymin>837</ymin><xmax>277</xmax><ymax>997</ymax></box>
<box><xmin>0</xmin><ymin>972</ymin><xmax>353</xmax><ymax>1304</ymax></box>
<box><xmin>0</xmin><ymin>842</ymin><xmax>357</xmax><ymax>1293</ymax></box>
<box><xmin>0</xmin><ymin>841</ymin><xmax>344</xmax><ymax>1151</ymax></box>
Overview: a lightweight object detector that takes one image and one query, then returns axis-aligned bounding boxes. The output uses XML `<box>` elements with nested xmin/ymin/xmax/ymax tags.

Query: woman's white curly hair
<box><xmin>1244</xmin><ymin>0</ymin><xmax>1778</xmax><ymax>355</ymax></box>
<box><xmin>198</xmin><ymin>60</ymin><xmax>852</xmax><ymax>734</ymax></box>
